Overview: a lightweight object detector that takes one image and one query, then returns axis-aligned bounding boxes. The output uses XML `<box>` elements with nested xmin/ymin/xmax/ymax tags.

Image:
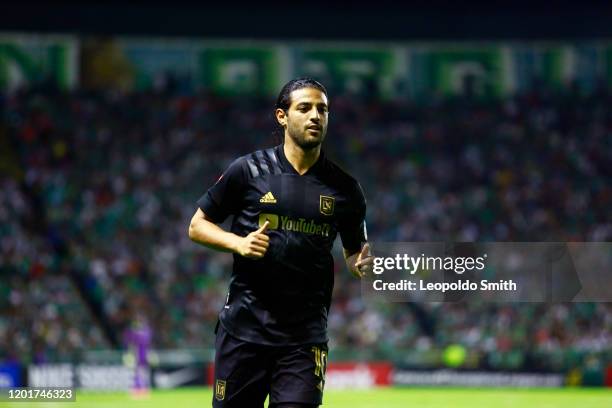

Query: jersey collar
<box><xmin>276</xmin><ymin>144</ymin><xmax>325</xmax><ymax>176</ymax></box>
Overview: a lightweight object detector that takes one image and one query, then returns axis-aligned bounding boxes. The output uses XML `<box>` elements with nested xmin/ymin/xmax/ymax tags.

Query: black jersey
<box><xmin>197</xmin><ymin>144</ymin><xmax>366</xmax><ymax>346</ymax></box>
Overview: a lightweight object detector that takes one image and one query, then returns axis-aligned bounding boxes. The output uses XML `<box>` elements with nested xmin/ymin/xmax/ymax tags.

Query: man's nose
<box><xmin>309</xmin><ymin>108</ymin><xmax>320</xmax><ymax>122</ymax></box>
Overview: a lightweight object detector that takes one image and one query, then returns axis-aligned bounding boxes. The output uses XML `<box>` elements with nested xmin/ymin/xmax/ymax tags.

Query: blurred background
<box><xmin>0</xmin><ymin>1</ymin><xmax>611</xmax><ymax>392</ymax></box>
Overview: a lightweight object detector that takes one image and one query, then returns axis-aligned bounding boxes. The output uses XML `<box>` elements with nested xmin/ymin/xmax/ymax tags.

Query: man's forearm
<box><xmin>188</xmin><ymin>212</ymin><xmax>240</xmax><ymax>254</ymax></box>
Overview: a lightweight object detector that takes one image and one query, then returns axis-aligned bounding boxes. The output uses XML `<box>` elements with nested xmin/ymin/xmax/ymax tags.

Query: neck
<box><xmin>283</xmin><ymin>137</ymin><xmax>321</xmax><ymax>175</ymax></box>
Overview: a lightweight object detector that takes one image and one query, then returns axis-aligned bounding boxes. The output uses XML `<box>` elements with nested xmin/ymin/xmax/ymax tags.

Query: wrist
<box><xmin>227</xmin><ymin>233</ymin><xmax>243</xmax><ymax>255</ymax></box>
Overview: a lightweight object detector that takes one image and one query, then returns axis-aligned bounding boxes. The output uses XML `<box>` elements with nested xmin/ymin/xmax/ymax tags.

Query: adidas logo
<box><xmin>259</xmin><ymin>192</ymin><xmax>277</xmax><ymax>204</ymax></box>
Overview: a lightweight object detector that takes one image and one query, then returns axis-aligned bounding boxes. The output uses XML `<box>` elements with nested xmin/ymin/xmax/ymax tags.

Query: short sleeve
<box><xmin>339</xmin><ymin>182</ymin><xmax>367</xmax><ymax>255</ymax></box>
<box><xmin>196</xmin><ymin>157</ymin><xmax>247</xmax><ymax>223</ymax></box>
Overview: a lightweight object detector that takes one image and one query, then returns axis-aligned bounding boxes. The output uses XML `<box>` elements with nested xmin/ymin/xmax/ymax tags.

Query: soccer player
<box><xmin>189</xmin><ymin>78</ymin><xmax>372</xmax><ymax>408</ymax></box>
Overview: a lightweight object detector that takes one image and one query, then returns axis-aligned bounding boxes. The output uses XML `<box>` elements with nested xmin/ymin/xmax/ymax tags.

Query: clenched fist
<box><xmin>236</xmin><ymin>221</ymin><xmax>270</xmax><ymax>259</ymax></box>
<box><xmin>354</xmin><ymin>243</ymin><xmax>374</xmax><ymax>278</ymax></box>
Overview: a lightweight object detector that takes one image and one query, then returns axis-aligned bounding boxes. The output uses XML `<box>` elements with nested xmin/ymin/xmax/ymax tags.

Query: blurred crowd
<box><xmin>0</xmin><ymin>179</ymin><xmax>106</xmax><ymax>362</ymax></box>
<box><xmin>0</xmin><ymin>84</ymin><xmax>610</xmax><ymax>370</ymax></box>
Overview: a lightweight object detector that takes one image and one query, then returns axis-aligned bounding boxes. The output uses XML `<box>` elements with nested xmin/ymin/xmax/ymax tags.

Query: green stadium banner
<box><xmin>5</xmin><ymin>35</ymin><xmax>612</xmax><ymax>98</ymax></box>
<box><xmin>296</xmin><ymin>47</ymin><xmax>399</xmax><ymax>97</ymax></box>
<box><xmin>199</xmin><ymin>46</ymin><xmax>279</xmax><ymax>95</ymax></box>
<box><xmin>0</xmin><ymin>34</ymin><xmax>78</xmax><ymax>90</ymax></box>
<box><xmin>105</xmin><ymin>40</ymin><xmax>612</xmax><ymax>98</ymax></box>
<box><xmin>413</xmin><ymin>46</ymin><xmax>505</xmax><ymax>98</ymax></box>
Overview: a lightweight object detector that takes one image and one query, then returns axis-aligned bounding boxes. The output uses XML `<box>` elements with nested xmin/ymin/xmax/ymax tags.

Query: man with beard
<box><xmin>189</xmin><ymin>78</ymin><xmax>372</xmax><ymax>408</ymax></box>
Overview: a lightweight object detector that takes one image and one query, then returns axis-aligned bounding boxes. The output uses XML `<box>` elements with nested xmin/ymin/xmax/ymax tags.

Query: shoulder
<box><xmin>322</xmin><ymin>157</ymin><xmax>365</xmax><ymax>202</ymax></box>
<box><xmin>219</xmin><ymin>154</ymin><xmax>248</xmax><ymax>177</ymax></box>
<box><xmin>236</xmin><ymin>147</ymin><xmax>282</xmax><ymax>179</ymax></box>
<box><xmin>222</xmin><ymin>146</ymin><xmax>274</xmax><ymax>172</ymax></box>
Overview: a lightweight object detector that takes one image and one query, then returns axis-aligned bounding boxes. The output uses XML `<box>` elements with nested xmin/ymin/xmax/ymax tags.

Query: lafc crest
<box><xmin>319</xmin><ymin>195</ymin><xmax>335</xmax><ymax>216</ymax></box>
<box><xmin>215</xmin><ymin>379</ymin><xmax>226</xmax><ymax>401</ymax></box>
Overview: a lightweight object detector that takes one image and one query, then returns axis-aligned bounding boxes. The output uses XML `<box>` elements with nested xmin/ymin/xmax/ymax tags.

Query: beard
<box><xmin>287</xmin><ymin>124</ymin><xmax>327</xmax><ymax>150</ymax></box>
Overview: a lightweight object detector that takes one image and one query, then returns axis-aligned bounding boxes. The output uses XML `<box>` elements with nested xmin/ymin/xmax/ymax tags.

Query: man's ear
<box><xmin>275</xmin><ymin>108</ymin><xmax>287</xmax><ymax>128</ymax></box>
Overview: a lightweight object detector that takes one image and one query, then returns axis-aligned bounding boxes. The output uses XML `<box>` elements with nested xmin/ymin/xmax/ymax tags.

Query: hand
<box><xmin>354</xmin><ymin>243</ymin><xmax>373</xmax><ymax>278</ymax></box>
<box><xmin>237</xmin><ymin>221</ymin><xmax>270</xmax><ymax>259</ymax></box>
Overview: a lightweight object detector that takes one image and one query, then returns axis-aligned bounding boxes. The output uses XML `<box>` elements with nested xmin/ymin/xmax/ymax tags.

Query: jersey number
<box><xmin>311</xmin><ymin>346</ymin><xmax>327</xmax><ymax>380</ymax></box>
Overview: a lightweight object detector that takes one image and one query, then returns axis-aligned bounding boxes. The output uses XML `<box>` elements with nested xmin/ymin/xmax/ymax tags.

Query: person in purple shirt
<box><xmin>123</xmin><ymin>314</ymin><xmax>152</xmax><ymax>396</ymax></box>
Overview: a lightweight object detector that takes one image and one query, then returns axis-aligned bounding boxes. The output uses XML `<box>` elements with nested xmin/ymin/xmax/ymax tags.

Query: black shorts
<box><xmin>212</xmin><ymin>323</ymin><xmax>328</xmax><ymax>408</ymax></box>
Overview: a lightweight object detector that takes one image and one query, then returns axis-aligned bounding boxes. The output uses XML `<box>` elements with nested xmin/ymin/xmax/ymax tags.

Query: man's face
<box><xmin>278</xmin><ymin>87</ymin><xmax>329</xmax><ymax>150</ymax></box>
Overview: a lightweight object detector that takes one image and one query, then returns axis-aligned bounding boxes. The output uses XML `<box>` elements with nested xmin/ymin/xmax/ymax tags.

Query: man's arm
<box><xmin>343</xmin><ymin>243</ymin><xmax>373</xmax><ymax>278</ymax></box>
<box><xmin>188</xmin><ymin>208</ymin><xmax>270</xmax><ymax>259</ymax></box>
